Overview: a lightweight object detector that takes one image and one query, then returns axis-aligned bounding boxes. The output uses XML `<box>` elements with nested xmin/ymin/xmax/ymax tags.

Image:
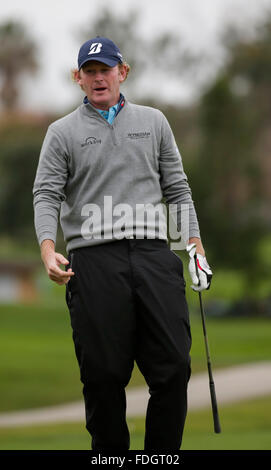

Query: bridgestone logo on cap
<box><xmin>88</xmin><ymin>43</ymin><xmax>102</xmax><ymax>55</ymax></box>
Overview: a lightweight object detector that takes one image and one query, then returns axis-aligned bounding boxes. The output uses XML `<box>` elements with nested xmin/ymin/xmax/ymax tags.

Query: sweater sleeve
<box><xmin>32</xmin><ymin>125</ymin><xmax>69</xmax><ymax>246</ymax></box>
<box><xmin>158</xmin><ymin>112</ymin><xmax>200</xmax><ymax>242</ymax></box>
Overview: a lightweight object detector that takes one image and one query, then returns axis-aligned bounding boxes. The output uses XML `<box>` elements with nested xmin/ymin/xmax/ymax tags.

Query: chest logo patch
<box><xmin>81</xmin><ymin>136</ymin><xmax>102</xmax><ymax>147</ymax></box>
<box><xmin>127</xmin><ymin>131</ymin><xmax>151</xmax><ymax>140</ymax></box>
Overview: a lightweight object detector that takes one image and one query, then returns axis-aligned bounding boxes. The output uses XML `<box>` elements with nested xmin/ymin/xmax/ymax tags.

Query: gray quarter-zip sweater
<box><xmin>33</xmin><ymin>98</ymin><xmax>200</xmax><ymax>253</ymax></box>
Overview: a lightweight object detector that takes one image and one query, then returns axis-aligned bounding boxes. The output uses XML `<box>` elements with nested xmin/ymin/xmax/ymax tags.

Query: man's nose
<box><xmin>94</xmin><ymin>71</ymin><xmax>104</xmax><ymax>81</ymax></box>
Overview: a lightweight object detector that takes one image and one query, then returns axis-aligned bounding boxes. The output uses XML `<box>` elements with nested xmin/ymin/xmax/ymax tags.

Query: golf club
<box><xmin>196</xmin><ymin>289</ymin><xmax>221</xmax><ymax>434</ymax></box>
<box><xmin>187</xmin><ymin>244</ymin><xmax>221</xmax><ymax>434</ymax></box>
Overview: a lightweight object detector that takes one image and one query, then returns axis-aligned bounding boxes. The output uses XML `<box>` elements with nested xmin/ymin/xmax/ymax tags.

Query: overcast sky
<box><xmin>0</xmin><ymin>0</ymin><xmax>270</xmax><ymax>112</ymax></box>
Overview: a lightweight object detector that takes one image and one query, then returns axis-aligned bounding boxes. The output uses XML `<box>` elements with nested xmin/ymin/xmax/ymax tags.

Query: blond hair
<box><xmin>71</xmin><ymin>61</ymin><xmax>130</xmax><ymax>90</ymax></box>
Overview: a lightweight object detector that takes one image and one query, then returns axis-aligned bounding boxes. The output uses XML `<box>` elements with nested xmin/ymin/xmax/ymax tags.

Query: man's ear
<box><xmin>74</xmin><ymin>69</ymin><xmax>83</xmax><ymax>85</ymax></box>
<box><xmin>118</xmin><ymin>64</ymin><xmax>128</xmax><ymax>83</ymax></box>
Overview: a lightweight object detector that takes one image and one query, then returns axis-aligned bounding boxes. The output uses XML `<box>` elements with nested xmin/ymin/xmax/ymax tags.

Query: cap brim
<box><xmin>79</xmin><ymin>57</ymin><xmax>119</xmax><ymax>69</ymax></box>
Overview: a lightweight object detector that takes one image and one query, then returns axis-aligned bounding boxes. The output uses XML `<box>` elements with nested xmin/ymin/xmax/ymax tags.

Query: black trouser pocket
<box><xmin>65</xmin><ymin>251</ymin><xmax>74</xmax><ymax>305</ymax></box>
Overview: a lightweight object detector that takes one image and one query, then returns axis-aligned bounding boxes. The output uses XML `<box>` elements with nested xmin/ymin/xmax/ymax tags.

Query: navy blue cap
<box><xmin>78</xmin><ymin>37</ymin><xmax>123</xmax><ymax>69</ymax></box>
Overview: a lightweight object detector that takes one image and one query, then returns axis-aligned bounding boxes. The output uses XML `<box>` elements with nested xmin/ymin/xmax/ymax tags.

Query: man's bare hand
<box><xmin>41</xmin><ymin>240</ymin><xmax>75</xmax><ymax>285</ymax></box>
<box><xmin>45</xmin><ymin>251</ymin><xmax>74</xmax><ymax>285</ymax></box>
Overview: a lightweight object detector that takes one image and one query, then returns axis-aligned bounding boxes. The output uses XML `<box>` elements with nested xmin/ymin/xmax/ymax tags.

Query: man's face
<box><xmin>76</xmin><ymin>61</ymin><xmax>126</xmax><ymax>110</ymax></box>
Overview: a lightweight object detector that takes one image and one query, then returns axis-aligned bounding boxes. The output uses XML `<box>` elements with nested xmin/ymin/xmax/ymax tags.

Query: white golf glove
<box><xmin>186</xmin><ymin>243</ymin><xmax>213</xmax><ymax>291</ymax></box>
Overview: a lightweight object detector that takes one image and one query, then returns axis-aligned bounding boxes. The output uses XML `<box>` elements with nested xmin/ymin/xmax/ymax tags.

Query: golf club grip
<box><xmin>209</xmin><ymin>379</ymin><xmax>221</xmax><ymax>433</ymax></box>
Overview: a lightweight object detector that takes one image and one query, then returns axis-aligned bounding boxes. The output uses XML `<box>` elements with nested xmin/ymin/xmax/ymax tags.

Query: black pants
<box><xmin>65</xmin><ymin>238</ymin><xmax>191</xmax><ymax>451</ymax></box>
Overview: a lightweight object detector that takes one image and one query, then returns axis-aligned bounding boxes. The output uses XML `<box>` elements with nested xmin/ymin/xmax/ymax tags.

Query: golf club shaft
<box><xmin>198</xmin><ymin>291</ymin><xmax>221</xmax><ymax>433</ymax></box>
<box><xmin>193</xmin><ymin>252</ymin><xmax>221</xmax><ymax>433</ymax></box>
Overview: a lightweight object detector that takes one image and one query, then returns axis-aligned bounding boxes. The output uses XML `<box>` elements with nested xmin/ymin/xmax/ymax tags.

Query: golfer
<box><xmin>33</xmin><ymin>37</ymin><xmax>212</xmax><ymax>451</ymax></box>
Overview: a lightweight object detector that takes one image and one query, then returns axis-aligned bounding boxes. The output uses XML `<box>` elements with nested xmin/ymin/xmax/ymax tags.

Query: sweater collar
<box><xmin>83</xmin><ymin>93</ymin><xmax>125</xmax><ymax>118</ymax></box>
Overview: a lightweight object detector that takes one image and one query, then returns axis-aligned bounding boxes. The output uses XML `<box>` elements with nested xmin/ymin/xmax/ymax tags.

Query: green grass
<box><xmin>0</xmin><ymin>395</ymin><xmax>270</xmax><ymax>450</ymax></box>
<box><xmin>183</xmin><ymin>395</ymin><xmax>271</xmax><ymax>450</ymax></box>
<box><xmin>0</xmin><ymin>300</ymin><xmax>81</xmax><ymax>411</ymax></box>
<box><xmin>0</xmin><ymin>299</ymin><xmax>271</xmax><ymax>412</ymax></box>
<box><xmin>184</xmin><ymin>267</ymin><xmax>247</xmax><ymax>305</ymax></box>
<box><xmin>189</xmin><ymin>314</ymin><xmax>271</xmax><ymax>372</ymax></box>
